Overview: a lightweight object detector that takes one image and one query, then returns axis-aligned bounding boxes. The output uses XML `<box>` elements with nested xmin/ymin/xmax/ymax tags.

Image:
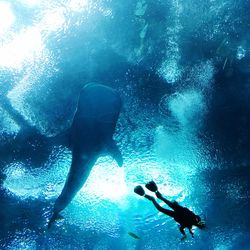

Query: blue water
<box><xmin>0</xmin><ymin>0</ymin><xmax>250</xmax><ymax>249</ymax></box>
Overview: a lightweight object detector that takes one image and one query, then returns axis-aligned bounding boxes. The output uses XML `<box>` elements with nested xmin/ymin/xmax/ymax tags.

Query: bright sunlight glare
<box><xmin>0</xmin><ymin>2</ymin><xmax>15</xmax><ymax>35</ymax></box>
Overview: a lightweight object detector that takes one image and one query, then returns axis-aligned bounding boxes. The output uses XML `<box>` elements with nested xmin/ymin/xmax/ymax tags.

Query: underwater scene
<box><xmin>0</xmin><ymin>0</ymin><xmax>250</xmax><ymax>249</ymax></box>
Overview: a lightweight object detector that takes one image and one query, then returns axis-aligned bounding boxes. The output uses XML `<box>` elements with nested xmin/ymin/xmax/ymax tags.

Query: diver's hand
<box><xmin>180</xmin><ymin>235</ymin><xmax>187</xmax><ymax>241</ymax></box>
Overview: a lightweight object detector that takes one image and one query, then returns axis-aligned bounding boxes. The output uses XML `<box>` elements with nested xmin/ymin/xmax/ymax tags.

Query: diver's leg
<box><xmin>145</xmin><ymin>181</ymin><xmax>178</xmax><ymax>210</ymax></box>
<box><xmin>155</xmin><ymin>191</ymin><xmax>178</xmax><ymax>210</ymax></box>
<box><xmin>145</xmin><ymin>195</ymin><xmax>175</xmax><ymax>217</ymax></box>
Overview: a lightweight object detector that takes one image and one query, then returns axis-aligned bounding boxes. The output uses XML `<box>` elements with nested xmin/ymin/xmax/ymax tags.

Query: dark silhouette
<box><xmin>134</xmin><ymin>181</ymin><xmax>205</xmax><ymax>240</ymax></box>
<box><xmin>48</xmin><ymin>83</ymin><xmax>123</xmax><ymax>228</ymax></box>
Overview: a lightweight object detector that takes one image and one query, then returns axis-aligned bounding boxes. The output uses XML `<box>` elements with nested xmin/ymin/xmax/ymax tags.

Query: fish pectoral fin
<box><xmin>107</xmin><ymin>139</ymin><xmax>123</xmax><ymax>167</ymax></box>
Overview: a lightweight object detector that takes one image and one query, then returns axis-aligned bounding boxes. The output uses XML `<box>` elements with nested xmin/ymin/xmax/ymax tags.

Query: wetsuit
<box><xmin>145</xmin><ymin>192</ymin><xmax>200</xmax><ymax>237</ymax></box>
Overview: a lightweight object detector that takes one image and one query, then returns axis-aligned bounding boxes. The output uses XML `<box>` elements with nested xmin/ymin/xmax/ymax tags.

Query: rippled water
<box><xmin>0</xmin><ymin>0</ymin><xmax>250</xmax><ymax>249</ymax></box>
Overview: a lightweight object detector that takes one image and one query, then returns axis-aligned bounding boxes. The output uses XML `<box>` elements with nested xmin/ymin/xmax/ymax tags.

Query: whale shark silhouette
<box><xmin>48</xmin><ymin>83</ymin><xmax>123</xmax><ymax>228</ymax></box>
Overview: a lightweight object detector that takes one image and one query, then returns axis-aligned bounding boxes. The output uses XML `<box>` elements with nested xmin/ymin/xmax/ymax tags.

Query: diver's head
<box><xmin>195</xmin><ymin>215</ymin><xmax>206</xmax><ymax>229</ymax></box>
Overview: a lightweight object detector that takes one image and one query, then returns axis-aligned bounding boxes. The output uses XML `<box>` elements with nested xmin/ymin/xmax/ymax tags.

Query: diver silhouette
<box><xmin>134</xmin><ymin>181</ymin><xmax>205</xmax><ymax>240</ymax></box>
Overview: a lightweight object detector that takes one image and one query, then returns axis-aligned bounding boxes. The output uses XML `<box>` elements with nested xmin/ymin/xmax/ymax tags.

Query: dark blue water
<box><xmin>0</xmin><ymin>0</ymin><xmax>250</xmax><ymax>249</ymax></box>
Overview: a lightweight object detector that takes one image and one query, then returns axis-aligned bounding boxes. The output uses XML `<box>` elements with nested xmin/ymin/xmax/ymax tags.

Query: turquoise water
<box><xmin>0</xmin><ymin>0</ymin><xmax>250</xmax><ymax>249</ymax></box>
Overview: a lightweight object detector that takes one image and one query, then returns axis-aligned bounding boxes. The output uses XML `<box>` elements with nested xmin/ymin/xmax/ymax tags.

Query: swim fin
<box><xmin>145</xmin><ymin>181</ymin><xmax>158</xmax><ymax>192</ymax></box>
<box><xmin>134</xmin><ymin>185</ymin><xmax>145</xmax><ymax>196</ymax></box>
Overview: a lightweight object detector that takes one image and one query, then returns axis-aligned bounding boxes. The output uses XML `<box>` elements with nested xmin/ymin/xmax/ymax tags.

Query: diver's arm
<box><xmin>145</xmin><ymin>195</ymin><xmax>175</xmax><ymax>217</ymax></box>
<box><xmin>179</xmin><ymin>225</ymin><xmax>186</xmax><ymax>235</ymax></box>
<box><xmin>180</xmin><ymin>225</ymin><xmax>188</xmax><ymax>241</ymax></box>
<box><xmin>180</xmin><ymin>225</ymin><xmax>187</xmax><ymax>240</ymax></box>
<box><xmin>188</xmin><ymin>227</ymin><xmax>194</xmax><ymax>237</ymax></box>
